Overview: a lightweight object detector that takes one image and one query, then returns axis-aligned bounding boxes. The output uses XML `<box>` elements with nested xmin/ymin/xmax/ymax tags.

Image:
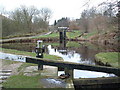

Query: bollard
<box><xmin>35</xmin><ymin>40</ymin><xmax>44</xmax><ymax>58</ymax></box>
<box><xmin>35</xmin><ymin>40</ymin><xmax>44</xmax><ymax>70</ymax></box>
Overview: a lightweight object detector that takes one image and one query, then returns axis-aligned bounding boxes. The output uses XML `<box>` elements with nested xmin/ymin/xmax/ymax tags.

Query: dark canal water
<box><xmin>2</xmin><ymin>41</ymin><xmax>117</xmax><ymax>78</ymax></box>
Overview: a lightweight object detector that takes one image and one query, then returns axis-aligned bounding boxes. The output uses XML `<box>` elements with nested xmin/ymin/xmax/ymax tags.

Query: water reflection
<box><xmin>1</xmin><ymin>43</ymin><xmax>36</xmax><ymax>52</ymax></box>
<box><xmin>48</xmin><ymin>45</ymin><xmax>115</xmax><ymax>78</ymax></box>
<box><xmin>48</xmin><ymin>45</ymin><xmax>94</xmax><ymax>64</ymax></box>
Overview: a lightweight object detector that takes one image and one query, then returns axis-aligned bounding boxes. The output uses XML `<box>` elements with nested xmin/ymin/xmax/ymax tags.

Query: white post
<box><xmin>37</xmin><ymin>40</ymin><xmax>42</xmax><ymax>48</ymax></box>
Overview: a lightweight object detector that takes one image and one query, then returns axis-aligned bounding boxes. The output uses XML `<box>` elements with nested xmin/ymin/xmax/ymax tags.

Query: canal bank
<box><xmin>95</xmin><ymin>52</ymin><xmax>120</xmax><ymax>68</ymax></box>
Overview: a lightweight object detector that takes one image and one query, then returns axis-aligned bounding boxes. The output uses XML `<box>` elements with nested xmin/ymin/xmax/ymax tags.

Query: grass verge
<box><xmin>95</xmin><ymin>52</ymin><xmax>120</xmax><ymax>68</ymax></box>
<box><xmin>33</xmin><ymin>30</ymin><xmax>81</xmax><ymax>39</ymax></box>
<box><xmin>66</xmin><ymin>30</ymin><xmax>81</xmax><ymax>39</ymax></box>
<box><xmin>32</xmin><ymin>32</ymin><xmax>59</xmax><ymax>39</ymax></box>
<box><xmin>3</xmin><ymin>75</ymin><xmax>44</xmax><ymax>88</ymax></box>
<box><xmin>1</xmin><ymin>48</ymin><xmax>62</xmax><ymax>60</ymax></box>
<box><xmin>66</xmin><ymin>41</ymin><xmax>80</xmax><ymax>47</ymax></box>
<box><xmin>1</xmin><ymin>30</ymin><xmax>48</xmax><ymax>39</ymax></box>
<box><xmin>1</xmin><ymin>59</ymin><xmax>19</xmax><ymax>66</ymax></box>
<box><xmin>82</xmin><ymin>31</ymin><xmax>98</xmax><ymax>39</ymax></box>
<box><xmin>1</xmin><ymin>58</ymin><xmax>43</xmax><ymax>88</ymax></box>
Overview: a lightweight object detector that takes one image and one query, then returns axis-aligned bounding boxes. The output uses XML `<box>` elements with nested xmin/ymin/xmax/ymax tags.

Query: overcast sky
<box><xmin>0</xmin><ymin>0</ymin><xmax>107</xmax><ymax>24</ymax></box>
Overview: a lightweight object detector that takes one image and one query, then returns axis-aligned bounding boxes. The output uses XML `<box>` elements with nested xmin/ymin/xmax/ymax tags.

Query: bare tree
<box><xmin>69</xmin><ymin>20</ymin><xmax>80</xmax><ymax>30</ymax></box>
<box><xmin>11</xmin><ymin>5</ymin><xmax>39</xmax><ymax>33</ymax></box>
<box><xmin>80</xmin><ymin>10</ymin><xmax>89</xmax><ymax>33</ymax></box>
<box><xmin>20</xmin><ymin>5</ymin><xmax>39</xmax><ymax>32</ymax></box>
<box><xmin>40</xmin><ymin>8</ymin><xmax>52</xmax><ymax>22</ymax></box>
<box><xmin>2</xmin><ymin>5</ymin><xmax>53</xmax><ymax>37</ymax></box>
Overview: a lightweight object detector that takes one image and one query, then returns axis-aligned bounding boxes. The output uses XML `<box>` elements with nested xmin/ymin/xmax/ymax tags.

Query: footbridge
<box><xmin>26</xmin><ymin>57</ymin><xmax>120</xmax><ymax>77</ymax></box>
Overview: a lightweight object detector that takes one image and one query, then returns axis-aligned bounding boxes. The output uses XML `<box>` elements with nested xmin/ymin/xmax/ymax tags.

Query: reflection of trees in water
<box><xmin>80</xmin><ymin>46</ymin><xmax>88</xmax><ymax>61</ymax></box>
<box><xmin>91</xmin><ymin>42</ymin><xmax>119</xmax><ymax>52</ymax></box>
<box><xmin>68</xmin><ymin>45</ymin><xmax>100</xmax><ymax>64</ymax></box>
<box><xmin>49</xmin><ymin>42</ymin><xmax>117</xmax><ymax>64</ymax></box>
<box><xmin>71</xmin><ymin>42</ymin><xmax>118</xmax><ymax>64</ymax></box>
<box><xmin>2</xmin><ymin>43</ymin><xmax>36</xmax><ymax>52</ymax></box>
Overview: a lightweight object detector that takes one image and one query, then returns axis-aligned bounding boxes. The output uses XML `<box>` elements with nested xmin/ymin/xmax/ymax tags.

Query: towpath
<box><xmin>0</xmin><ymin>31</ymin><xmax>52</xmax><ymax>42</ymax></box>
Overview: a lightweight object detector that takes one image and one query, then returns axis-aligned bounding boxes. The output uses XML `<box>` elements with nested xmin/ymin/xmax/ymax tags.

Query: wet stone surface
<box><xmin>24</xmin><ymin>66</ymin><xmax>38</xmax><ymax>73</ymax></box>
<box><xmin>40</xmin><ymin>78</ymin><xmax>66</xmax><ymax>88</ymax></box>
<box><xmin>23</xmin><ymin>66</ymin><xmax>40</xmax><ymax>76</ymax></box>
<box><xmin>24</xmin><ymin>72</ymin><xmax>40</xmax><ymax>76</ymax></box>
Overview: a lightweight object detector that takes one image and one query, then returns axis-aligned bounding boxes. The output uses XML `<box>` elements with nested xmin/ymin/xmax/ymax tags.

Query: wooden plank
<box><xmin>26</xmin><ymin>57</ymin><xmax>120</xmax><ymax>76</ymax></box>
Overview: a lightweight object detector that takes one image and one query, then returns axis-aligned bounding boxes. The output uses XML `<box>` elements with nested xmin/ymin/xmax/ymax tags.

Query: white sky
<box><xmin>0</xmin><ymin>0</ymin><xmax>107</xmax><ymax>25</ymax></box>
